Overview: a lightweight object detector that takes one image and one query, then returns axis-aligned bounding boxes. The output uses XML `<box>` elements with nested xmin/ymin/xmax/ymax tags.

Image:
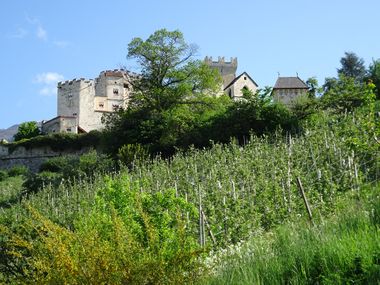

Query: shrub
<box><xmin>0</xmin><ymin>170</ymin><xmax>8</xmax><ymax>182</ymax></box>
<box><xmin>24</xmin><ymin>150</ymin><xmax>115</xmax><ymax>193</ymax></box>
<box><xmin>117</xmin><ymin>143</ymin><xmax>149</xmax><ymax>168</ymax></box>
<box><xmin>13</xmin><ymin>121</ymin><xmax>41</xmax><ymax>142</ymax></box>
<box><xmin>2</xmin><ymin>175</ymin><xmax>203</xmax><ymax>284</ymax></box>
<box><xmin>7</xmin><ymin>165</ymin><xmax>29</xmax><ymax>177</ymax></box>
<box><xmin>23</xmin><ymin>171</ymin><xmax>63</xmax><ymax>194</ymax></box>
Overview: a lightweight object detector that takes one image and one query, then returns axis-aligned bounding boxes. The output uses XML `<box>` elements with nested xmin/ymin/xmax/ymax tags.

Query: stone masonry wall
<box><xmin>0</xmin><ymin>144</ymin><xmax>88</xmax><ymax>173</ymax></box>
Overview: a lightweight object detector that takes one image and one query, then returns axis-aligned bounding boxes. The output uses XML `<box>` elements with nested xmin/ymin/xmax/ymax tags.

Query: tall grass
<box><xmin>202</xmin><ymin>185</ymin><xmax>380</xmax><ymax>284</ymax></box>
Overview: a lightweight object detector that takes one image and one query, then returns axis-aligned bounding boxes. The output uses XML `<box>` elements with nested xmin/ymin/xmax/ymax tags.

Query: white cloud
<box><xmin>35</xmin><ymin>72</ymin><xmax>64</xmax><ymax>84</ymax></box>
<box><xmin>35</xmin><ymin>72</ymin><xmax>64</xmax><ymax>96</ymax></box>
<box><xmin>11</xmin><ymin>14</ymin><xmax>69</xmax><ymax>47</ymax></box>
<box><xmin>36</xmin><ymin>25</ymin><xmax>47</xmax><ymax>41</ymax></box>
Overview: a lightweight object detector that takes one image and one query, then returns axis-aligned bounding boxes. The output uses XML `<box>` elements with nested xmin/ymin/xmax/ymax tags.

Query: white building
<box><xmin>42</xmin><ymin>70</ymin><xmax>134</xmax><ymax>134</ymax></box>
<box><xmin>204</xmin><ymin>56</ymin><xmax>258</xmax><ymax>100</ymax></box>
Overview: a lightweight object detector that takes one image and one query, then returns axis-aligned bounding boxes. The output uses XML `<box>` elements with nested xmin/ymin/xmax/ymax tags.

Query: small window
<box><xmin>73</xmin><ymin>113</ymin><xmax>77</xmax><ymax>116</ymax></box>
<box><xmin>244</xmin><ymin>76</ymin><xmax>247</xmax><ymax>80</ymax></box>
<box><xmin>99</xmin><ymin>103</ymin><xmax>104</xmax><ymax>108</ymax></box>
<box><xmin>112</xmin><ymin>104</ymin><xmax>119</xmax><ymax>110</ymax></box>
<box><xmin>113</xmin><ymin>88</ymin><xmax>119</xmax><ymax>95</ymax></box>
<box><xmin>123</xmin><ymin>83</ymin><xmax>129</xmax><ymax>89</ymax></box>
<box><xmin>66</xmin><ymin>128</ymin><xmax>72</xmax><ymax>132</ymax></box>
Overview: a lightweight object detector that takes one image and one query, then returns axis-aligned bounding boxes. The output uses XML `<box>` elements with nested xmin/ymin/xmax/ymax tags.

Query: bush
<box><xmin>23</xmin><ymin>171</ymin><xmax>63</xmax><ymax>194</ymax></box>
<box><xmin>0</xmin><ymin>170</ymin><xmax>8</xmax><ymax>182</ymax></box>
<box><xmin>13</xmin><ymin>121</ymin><xmax>41</xmax><ymax>142</ymax></box>
<box><xmin>117</xmin><ymin>143</ymin><xmax>149</xmax><ymax>168</ymax></box>
<box><xmin>2</xmin><ymin>175</ymin><xmax>203</xmax><ymax>284</ymax></box>
<box><xmin>23</xmin><ymin>150</ymin><xmax>115</xmax><ymax>192</ymax></box>
<box><xmin>8</xmin><ymin>131</ymin><xmax>103</xmax><ymax>154</ymax></box>
<box><xmin>7</xmin><ymin>165</ymin><xmax>29</xmax><ymax>177</ymax></box>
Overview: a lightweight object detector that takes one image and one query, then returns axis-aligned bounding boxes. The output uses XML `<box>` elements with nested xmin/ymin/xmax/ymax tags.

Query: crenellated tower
<box><xmin>204</xmin><ymin>56</ymin><xmax>238</xmax><ymax>88</ymax></box>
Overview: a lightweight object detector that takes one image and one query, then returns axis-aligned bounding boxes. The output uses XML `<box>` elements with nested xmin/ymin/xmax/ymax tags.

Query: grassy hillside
<box><xmin>0</xmin><ymin>103</ymin><xmax>379</xmax><ymax>283</ymax></box>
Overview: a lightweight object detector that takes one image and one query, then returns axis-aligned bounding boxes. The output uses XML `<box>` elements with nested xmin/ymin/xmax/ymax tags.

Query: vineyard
<box><xmin>0</xmin><ymin>104</ymin><xmax>379</xmax><ymax>283</ymax></box>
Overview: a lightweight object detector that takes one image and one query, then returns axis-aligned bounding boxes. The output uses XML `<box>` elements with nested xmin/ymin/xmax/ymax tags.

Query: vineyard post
<box><xmin>296</xmin><ymin>177</ymin><xmax>315</xmax><ymax>226</ymax></box>
<box><xmin>198</xmin><ymin>186</ymin><xmax>205</xmax><ymax>247</ymax></box>
<box><xmin>287</xmin><ymin>133</ymin><xmax>293</xmax><ymax>213</ymax></box>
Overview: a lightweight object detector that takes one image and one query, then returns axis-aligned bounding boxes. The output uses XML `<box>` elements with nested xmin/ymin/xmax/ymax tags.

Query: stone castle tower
<box><xmin>204</xmin><ymin>56</ymin><xmax>238</xmax><ymax>88</ymax></box>
<box><xmin>42</xmin><ymin>70</ymin><xmax>134</xmax><ymax>134</ymax></box>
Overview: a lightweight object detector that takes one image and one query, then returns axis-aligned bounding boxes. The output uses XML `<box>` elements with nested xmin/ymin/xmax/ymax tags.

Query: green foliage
<box><xmin>7</xmin><ymin>165</ymin><xmax>29</xmax><ymax>177</ymax></box>
<box><xmin>2</xmin><ymin>175</ymin><xmax>203</xmax><ymax>284</ymax></box>
<box><xmin>126</xmin><ymin>29</ymin><xmax>221</xmax><ymax>111</ymax></box>
<box><xmin>187</xmin><ymin>88</ymin><xmax>298</xmax><ymax>146</ymax></box>
<box><xmin>321</xmin><ymin>75</ymin><xmax>376</xmax><ymax>112</ymax></box>
<box><xmin>306</xmin><ymin>76</ymin><xmax>321</xmax><ymax>98</ymax></box>
<box><xmin>23</xmin><ymin>150</ymin><xmax>115</xmax><ymax>193</ymax></box>
<box><xmin>23</xmin><ymin>171</ymin><xmax>64</xmax><ymax>194</ymax></box>
<box><xmin>368</xmin><ymin>58</ymin><xmax>380</xmax><ymax>99</ymax></box>
<box><xmin>0</xmin><ymin>170</ymin><xmax>8</xmax><ymax>182</ymax></box>
<box><xmin>117</xmin><ymin>143</ymin><xmax>149</xmax><ymax>168</ymax></box>
<box><xmin>103</xmin><ymin>29</ymin><xmax>225</xmax><ymax>156</ymax></box>
<box><xmin>8</xmin><ymin>131</ymin><xmax>102</xmax><ymax>154</ymax></box>
<box><xmin>13</xmin><ymin>121</ymin><xmax>41</xmax><ymax>142</ymax></box>
<box><xmin>337</xmin><ymin>51</ymin><xmax>366</xmax><ymax>83</ymax></box>
<box><xmin>202</xmin><ymin>186</ymin><xmax>380</xmax><ymax>285</ymax></box>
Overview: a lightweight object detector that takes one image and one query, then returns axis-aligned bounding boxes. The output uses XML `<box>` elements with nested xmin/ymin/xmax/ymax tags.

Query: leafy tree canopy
<box><xmin>13</xmin><ymin>121</ymin><xmax>41</xmax><ymax>141</ymax></box>
<box><xmin>126</xmin><ymin>29</ymin><xmax>222</xmax><ymax>112</ymax></box>
<box><xmin>337</xmin><ymin>52</ymin><xmax>366</xmax><ymax>82</ymax></box>
<box><xmin>103</xmin><ymin>29</ymin><xmax>226</xmax><ymax>156</ymax></box>
<box><xmin>368</xmin><ymin>59</ymin><xmax>380</xmax><ymax>99</ymax></box>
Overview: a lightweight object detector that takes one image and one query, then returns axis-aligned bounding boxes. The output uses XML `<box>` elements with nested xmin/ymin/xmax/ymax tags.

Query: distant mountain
<box><xmin>0</xmin><ymin>124</ymin><xmax>19</xmax><ymax>142</ymax></box>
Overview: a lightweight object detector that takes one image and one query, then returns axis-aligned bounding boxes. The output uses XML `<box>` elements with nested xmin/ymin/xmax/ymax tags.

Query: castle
<box><xmin>42</xmin><ymin>56</ymin><xmax>260</xmax><ymax>134</ymax></box>
<box><xmin>42</xmin><ymin>69</ymin><xmax>135</xmax><ymax>134</ymax></box>
<box><xmin>42</xmin><ymin>57</ymin><xmax>306</xmax><ymax>135</ymax></box>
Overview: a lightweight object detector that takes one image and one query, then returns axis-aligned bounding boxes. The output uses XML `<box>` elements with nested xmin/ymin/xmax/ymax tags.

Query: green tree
<box><xmin>13</xmin><ymin>121</ymin><xmax>41</xmax><ymax>141</ymax></box>
<box><xmin>337</xmin><ymin>52</ymin><xmax>366</xmax><ymax>82</ymax></box>
<box><xmin>126</xmin><ymin>29</ymin><xmax>221</xmax><ymax>111</ymax></box>
<box><xmin>306</xmin><ymin>77</ymin><xmax>320</xmax><ymax>98</ymax></box>
<box><xmin>321</xmin><ymin>75</ymin><xmax>375</xmax><ymax>112</ymax></box>
<box><xmin>368</xmin><ymin>59</ymin><xmax>380</xmax><ymax>99</ymax></box>
<box><xmin>103</xmin><ymin>29</ymin><xmax>226</xmax><ymax>155</ymax></box>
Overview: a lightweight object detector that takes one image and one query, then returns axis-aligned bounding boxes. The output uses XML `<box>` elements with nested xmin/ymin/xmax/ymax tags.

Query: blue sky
<box><xmin>1</xmin><ymin>0</ymin><xmax>379</xmax><ymax>129</ymax></box>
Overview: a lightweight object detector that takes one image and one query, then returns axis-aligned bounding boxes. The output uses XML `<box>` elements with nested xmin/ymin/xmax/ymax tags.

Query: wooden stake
<box><xmin>201</xmin><ymin>210</ymin><xmax>216</xmax><ymax>245</ymax></box>
<box><xmin>296</xmin><ymin>177</ymin><xmax>315</xmax><ymax>226</ymax></box>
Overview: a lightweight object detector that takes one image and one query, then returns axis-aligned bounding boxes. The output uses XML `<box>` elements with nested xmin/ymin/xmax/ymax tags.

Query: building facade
<box><xmin>43</xmin><ymin>57</ymin><xmax>260</xmax><ymax>134</ymax></box>
<box><xmin>42</xmin><ymin>70</ymin><xmax>134</xmax><ymax>134</ymax></box>
<box><xmin>272</xmin><ymin>76</ymin><xmax>309</xmax><ymax>105</ymax></box>
<box><xmin>205</xmin><ymin>56</ymin><xmax>258</xmax><ymax>100</ymax></box>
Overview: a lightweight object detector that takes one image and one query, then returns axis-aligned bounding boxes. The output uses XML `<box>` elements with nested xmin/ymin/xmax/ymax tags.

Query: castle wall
<box><xmin>0</xmin><ymin>144</ymin><xmax>89</xmax><ymax>172</ymax></box>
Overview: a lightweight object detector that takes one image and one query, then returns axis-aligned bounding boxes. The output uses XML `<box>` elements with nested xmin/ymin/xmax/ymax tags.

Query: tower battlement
<box><xmin>205</xmin><ymin>56</ymin><xmax>238</xmax><ymax>88</ymax></box>
<box><xmin>204</xmin><ymin>56</ymin><xmax>238</xmax><ymax>67</ymax></box>
<box><xmin>58</xmin><ymin>78</ymin><xmax>92</xmax><ymax>88</ymax></box>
